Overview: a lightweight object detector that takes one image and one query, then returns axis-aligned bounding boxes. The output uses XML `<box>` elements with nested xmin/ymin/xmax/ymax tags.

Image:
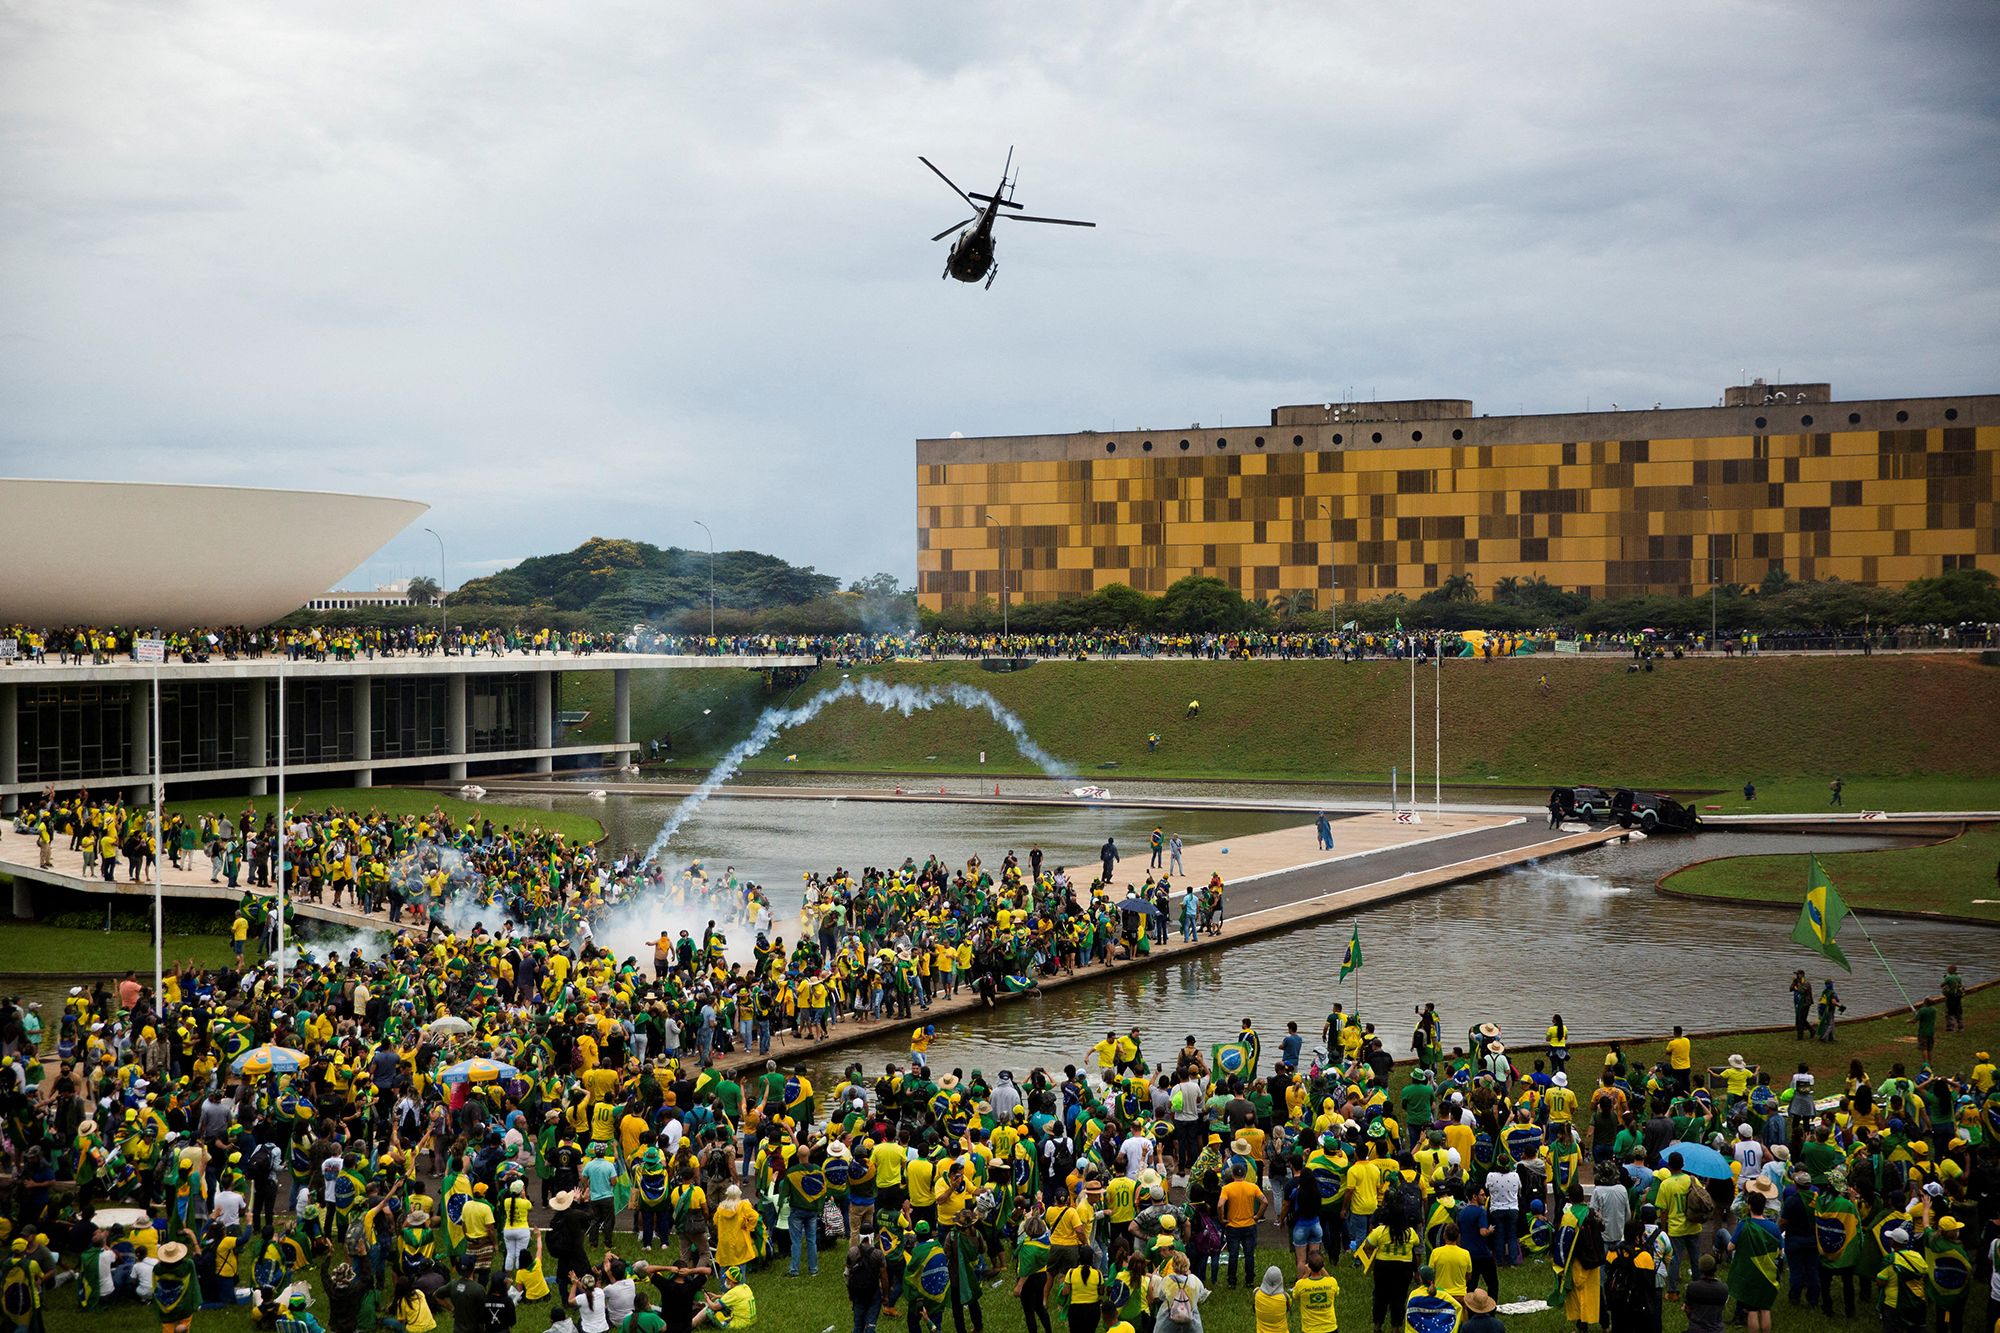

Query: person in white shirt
<box><xmin>213</xmin><ymin>1186</ymin><xmax>246</xmax><ymax>1228</ymax></box>
<box><xmin>1118</xmin><ymin>1132</ymin><xmax>1155</xmax><ymax>1178</ymax></box>
<box><xmin>573</xmin><ymin>1281</ymin><xmax>609</xmax><ymax>1333</ymax></box>
<box><xmin>322</xmin><ymin>1154</ymin><xmax>345</xmax><ymax>1203</ymax></box>
<box><xmin>600</xmin><ymin>1264</ymin><xmax>636</xmax><ymax>1326</ymax></box>
<box><xmin>1730</xmin><ymin>1124</ymin><xmax>1765</xmax><ymax>1186</ymax></box>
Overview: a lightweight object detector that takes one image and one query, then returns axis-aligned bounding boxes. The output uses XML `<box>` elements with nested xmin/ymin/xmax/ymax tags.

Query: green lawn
<box><xmin>1664</xmin><ymin>822</ymin><xmax>2000</xmax><ymax>922</ymax></box>
<box><xmin>561</xmin><ymin>666</ymin><xmax>807</xmax><ymax>766</ymax></box>
<box><xmin>694</xmin><ymin>656</ymin><xmax>2000</xmax><ymax>813</ymax></box>
<box><xmin>162</xmin><ymin>787</ymin><xmax>604</xmax><ymax>844</ymax></box>
<box><xmin>0</xmin><ymin>922</ymin><xmax>238</xmax><ymax>974</ymax></box>
<box><xmin>56</xmin><ymin>1225</ymin><xmax>1891</xmax><ymax>1333</ymax></box>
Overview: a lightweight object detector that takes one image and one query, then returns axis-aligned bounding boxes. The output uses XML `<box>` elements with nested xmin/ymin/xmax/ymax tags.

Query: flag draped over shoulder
<box><xmin>1340</xmin><ymin>927</ymin><xmax>1363</xmax><ymax>981</ymax></box>
<box><xmin>1727</xmin><ymin>1217</ymin><xmax>1782</xmax><ymax>1309</ymax></box>
<box><xmin>1791</xmin><ymin>855</ymin><xmax>1852</xmax><ymax>972</ymax></box>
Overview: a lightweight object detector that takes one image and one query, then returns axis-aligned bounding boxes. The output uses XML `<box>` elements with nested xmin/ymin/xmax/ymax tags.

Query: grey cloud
<box><xmin>1</xmin><ymin>0</ymin><xmax>1994</xmax><ymax>592</ymax></box>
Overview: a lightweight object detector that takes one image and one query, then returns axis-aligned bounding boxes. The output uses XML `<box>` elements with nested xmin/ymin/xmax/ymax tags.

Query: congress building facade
<box><xmin>914</xmin><ymin>383</ymin><xmax>1999</xmax><ymax>611</ymax></box>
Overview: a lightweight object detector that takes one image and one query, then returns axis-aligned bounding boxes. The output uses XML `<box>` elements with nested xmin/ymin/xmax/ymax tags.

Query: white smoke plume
<box><xmin>643</xmin><ymin>676</ymin><xmax>1072</xmax><ymax>860</ymax></box>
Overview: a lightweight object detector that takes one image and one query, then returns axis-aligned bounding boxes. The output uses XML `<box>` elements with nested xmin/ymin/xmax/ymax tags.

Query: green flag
<box><xmin>1339</xmin><ymin>926</ymin><xmax>1363</xmax><ymax>981</ymax></box>
<box><xmin>1790</xmin><ymin>854</ymin><xmax>1852</xmax><ymax>972</ymax></box>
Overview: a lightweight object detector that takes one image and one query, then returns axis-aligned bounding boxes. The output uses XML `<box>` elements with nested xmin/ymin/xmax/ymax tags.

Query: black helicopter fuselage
<box><xmin>944</xmin><ymin>193</ymin><xmax>1002</xmax><ymax>282</ymax></box>
<box><xmin>940</xmin><ymin>217</ymin><xmax>996</xmax><ymax>282</ymax></box>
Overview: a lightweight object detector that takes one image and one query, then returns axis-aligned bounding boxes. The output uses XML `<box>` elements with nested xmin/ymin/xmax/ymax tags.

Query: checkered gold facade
<box><xmin>914</xmin><ymin>395</ymin><xmax>1999</xmax><ymax>609</ymax></box>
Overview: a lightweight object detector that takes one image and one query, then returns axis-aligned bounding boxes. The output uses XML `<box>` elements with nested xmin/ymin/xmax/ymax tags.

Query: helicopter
<box><xmin>919</xmin><ymin>148</ymin><xmax>1094</xmax><ymax>288</ymax></box>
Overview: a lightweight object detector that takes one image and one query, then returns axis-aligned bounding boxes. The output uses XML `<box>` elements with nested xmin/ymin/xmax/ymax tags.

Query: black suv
<box><xmin>1549</xmin><ymin>785</ymin><xmax>1613</xmax><ymax>821</ymax></box>
<box><xmin>1609</xmin><ymin>789</ymin><xmax>1700</xmax><ymax>833</ymax></box>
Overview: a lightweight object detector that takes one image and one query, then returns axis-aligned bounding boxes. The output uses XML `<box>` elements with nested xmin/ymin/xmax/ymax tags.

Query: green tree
<box><xmin>1153</xmin><ymin>575</ymin><xmax>1269</xmax><ymax>630</ymax></box>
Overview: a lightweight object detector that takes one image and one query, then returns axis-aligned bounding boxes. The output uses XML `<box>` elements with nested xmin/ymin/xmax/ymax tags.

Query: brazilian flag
<box><xmin>1791</xmin><ymin>855</ymin><xmax>1852</xmax><ymax>972</ymax></box>
<box><xmin>441</xmin><ymin>1172</ymin><xmax>473</xmax><ymax>1252</ymax></box>
<box><xmin>1211</xmin><ymin>1042</ymin><xmax>1253</xmax><ymax>1080</ymax></box>
<box><xmin>1815</xmin><ymin>1195</ymin><xmax>1861</xmax><ymax>1270</ymax></box>
<box><xmin>1340</xmin><ymin>926</ymin><xmax>1363</xmax><ymax>981</ymax></box>
<box><xmin>1927</xmin><ymin>1235</ymin><xmax>1971</xmax><ymax>1311</ymax></box>
<box><xmin>786</xmin><ymin>1164</ymin><xmax>829</xmax><ymax>1207</ymax></box>
<box><xmin>1406</xmin><ymin>1290</ymin><xmax>1463</xmax><ymax>1333</ymax></box>
<box><xmin>1727</xmin><ymin>1217</ymin><xmax>1782</xmax><ymax>1310</ymax></box>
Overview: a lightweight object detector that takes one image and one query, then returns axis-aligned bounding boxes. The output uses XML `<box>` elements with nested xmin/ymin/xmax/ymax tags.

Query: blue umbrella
<box><xmin>1660</xmin><ymin>1140</ymin><xmax>1734</xmax><ymax>1180</ymax></box>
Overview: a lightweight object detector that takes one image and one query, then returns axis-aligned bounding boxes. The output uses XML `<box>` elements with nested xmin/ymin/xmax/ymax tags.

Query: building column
<box><xmin>353</xmin><ymin>680</ymin><xmax>374</xmax><ymax>788</ymax></box>
<box><xmin>0</xmin><ymin>682</ymin><xmax>18</xmax><ymax>816</ymax></box>
<box><xmin>447</xmin><ymin>674</ymin><xmax>468</xmax><ymax>781</ymax></box>
<box><xmin>613</xmin><ymin>668</ymin><xmax>632</xmax><ymax>761</ymax></box>
<box><xmin>129</xmin><ymin>683</ymin><xmax>152</xmax><ymax>802</ymax></box>
<box><xmin>532</xmin><ymin>671</ymin><xmax>554</xmax><ymax>773</ymax></box>
<box><xmin>246</xmin><ymin>679</ymin><xmax>269</xmax><ymax>796</ymax></box>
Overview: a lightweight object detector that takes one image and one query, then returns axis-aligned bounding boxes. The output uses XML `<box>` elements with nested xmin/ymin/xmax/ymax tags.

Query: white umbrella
<box><xmin>424</xmin><ymin>1015</ymin><xmax>474</xmax><ymax>1036</ymax></box>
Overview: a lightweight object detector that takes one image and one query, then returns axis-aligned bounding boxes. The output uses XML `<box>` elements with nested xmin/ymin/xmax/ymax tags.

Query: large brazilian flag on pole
<box><xmin>1791</xmin><ymin>855</ymin><xmax>1852</xmax><ymax>972</ymax></box>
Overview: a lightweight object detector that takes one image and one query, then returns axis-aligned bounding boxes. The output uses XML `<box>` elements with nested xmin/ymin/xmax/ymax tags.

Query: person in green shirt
<box><xmin>1911</xmin><ymin>1000</ymin><xmax>1939</xmax><ymax>1060</ymax></box>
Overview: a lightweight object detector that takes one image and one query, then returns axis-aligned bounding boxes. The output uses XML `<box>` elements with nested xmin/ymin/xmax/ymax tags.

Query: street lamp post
<box><xmin>984</xmin><ymin>514</ymin><xmax>1008</xmax><ymax>641</ymax></box>
<box><xmin>692</xmin><ymin>520</ymin><xmax>716</xmax><ymax>640</ymax></box>
<box><xmin>1318</xmin><ymin>499</ymin><xmax>1338</xmax><ymax>612</ymax></box>
<box><xmin>422</xmin><ymin>527</ymin><xmax>447</xmax><ymax>644</ymax></box>
<box><xmin>1703</xmin><ymin>493</ymin><xmax>1717</xmax><ymax>650</ymax></box>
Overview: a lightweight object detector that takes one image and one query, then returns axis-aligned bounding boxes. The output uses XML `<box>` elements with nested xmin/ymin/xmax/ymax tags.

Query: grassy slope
<box><xmin>561</xmin><ymin>666</ymin><xmax>814</xmax><ymax>765</ymax></box>
<box><xmin>1563</xmin><ymin>975</ymin><xmax>2000</xmax><ymax>1089</ymax></box>
<box><xmin>1663</xmin><ymin>822</ymin><xmax>2000</xmax><ymax>922</ymax></box>
<box><xmin>161</xmin><ymin>787</ymin><xmax>604</xmax><ymax>843</ymax></box>
<box><xmin>717</xmin><ymin>655</ymin><xmax>2000</xmax><ymax>810</ymax></box>
<box><xmin>0</xmin><ymin>923</ymin><xmax>237</xmax><ymax>974</ymax></box>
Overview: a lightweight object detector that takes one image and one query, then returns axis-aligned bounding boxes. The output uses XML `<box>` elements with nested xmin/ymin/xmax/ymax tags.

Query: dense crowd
<box><xmin>6</xmin><ymin>623</ymin><xmax>1995</xmax><ymax>671</ymax></box>
<box><xmin>0</xmin><ymin>827</ymin><xmax>1993</xmax><ymax>1333</ymax></box>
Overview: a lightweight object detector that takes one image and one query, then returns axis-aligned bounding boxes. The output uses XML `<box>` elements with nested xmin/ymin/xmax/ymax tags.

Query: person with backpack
<box><xmin>846</xmin><ymin>1231</ymin><xmax>888</xmax><ymax>1333</ymax></box>
<box><xmin>1549</xmin><ymin>1183</ymin><xmax>1605</xmax><ymax>1333</ymax></box>
<box><xmin>1653</xmin><ymin>1153</ymin><xmax>1707</xmax><ymax>1298</ymax></box>
<box><xmin>1149</xmin><ymin>1251</ymin><xmax>1209</xmax><ymax>1333</ymax></box>
<box><xmin>1360</xmin><ymin>1184</ymin><xmax>1422</xmax><ymax>1333</ymax></box>
<box><xmin>1603</xmin><ymin>1220</ymin><xmax>1661</xmax><ymax>1333</ymax></box>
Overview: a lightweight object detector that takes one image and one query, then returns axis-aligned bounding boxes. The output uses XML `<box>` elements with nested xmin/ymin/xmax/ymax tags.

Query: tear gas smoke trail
<box><xmin>642</xmin><ymin>677</ymin><xmax>1072</xmax><ymax>862</ymax></box>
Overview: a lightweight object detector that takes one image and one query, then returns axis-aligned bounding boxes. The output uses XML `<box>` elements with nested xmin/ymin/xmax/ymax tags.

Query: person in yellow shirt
<box><xmin>1218</xmin><ymin>1163</ymin><xmax>1267</xmax><ymax>1288</ymax></box>
<box><xmin>1253</xmin><ymin>1265</ymin><xmax>1291</xmax><ymax>1333</ymax></box>
<box><xmin>1047</xmin><ymin>1186</ymin><xmax>1095</xmax><ymax>1283</ymax></box>
<box><xmin>1430</xmin><ymin>1222</ymin><xmax>1473</xmax><ymax>1297</ymax></box>
<box><xmin>869</xmin><ymin>1135</ymin><xmax>908</xmax><ymax>1214</ymax></box>
<box><xmin>1666</xmin><ymin>1026</ymin><xmax>1693</xmax><ymax>1095</ymax></box>
<box><xmin>907</xmin><ymin>1149</ymin><xmax>939</xmax><ymax>1229</ymax></box>
<box><xmin>1292</xmin><ymin>1251</ymin><xmax>1341</xmax><ymax>1333</ymax></box>
<box><xmin>1092</xmin><ymin>1031</ymin><xmax>1120</xmax><ymax>1074</ymax></box>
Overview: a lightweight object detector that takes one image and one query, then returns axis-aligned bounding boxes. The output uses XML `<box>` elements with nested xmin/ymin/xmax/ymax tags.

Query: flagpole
<box><xmin>1846</xmin><ymin>908</ymin><xmax>1918</xmax><ymax>1014</ymax></box>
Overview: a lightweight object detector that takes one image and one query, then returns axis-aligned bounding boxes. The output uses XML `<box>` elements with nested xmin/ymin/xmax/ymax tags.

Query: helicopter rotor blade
<box><xmin>1000</xmin><ymin>213</ymin><xmax>1096</xmax><ymax>228</ymax></box>
<box><xmin>917</xmin><ymin>156</ymin><xmax>975</xmax><ymax>209</ymax></box>
<box><xmin>931</xmin><ymin>218</ymin><xmax>975</xmax><ymax>242</ymax></box>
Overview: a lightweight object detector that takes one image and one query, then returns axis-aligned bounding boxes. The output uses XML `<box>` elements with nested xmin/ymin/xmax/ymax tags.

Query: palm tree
<box><xmin>1437</xmin><ymin>573</ymin><xmax>1477</xmax><ymax>603</ymax></box>
<box><xmin>1494</xmin><ymin>575</ymin><xmax>1522</xmax><ymax>604</ymax></box>
<box><xmin>406</xmin><ymin>575</ymin><xmax>441</xmax><ymax>606</ymax></box>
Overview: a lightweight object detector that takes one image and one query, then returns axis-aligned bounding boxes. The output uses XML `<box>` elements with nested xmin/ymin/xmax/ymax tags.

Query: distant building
<box><xmin>306</xmin><ymin>581</ymin><xmax>427</xmax><ymax>612</ymax></box>
<box><xmin>914</xmin><ymin>383</ymin><xmax>1999</xmax><ymax>610</ymax></box>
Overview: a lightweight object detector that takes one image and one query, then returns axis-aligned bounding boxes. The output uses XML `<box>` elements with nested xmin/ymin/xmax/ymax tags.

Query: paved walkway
<box><xmin>0</xmin><ymin>840</ymin><xmax>415</xmax><ymax>935</ymax></box>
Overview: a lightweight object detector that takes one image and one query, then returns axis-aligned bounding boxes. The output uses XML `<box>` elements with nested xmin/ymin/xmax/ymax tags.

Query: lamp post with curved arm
<box><xmin>692</xmin><ymin>520</ymin><xmax>716</xmax><ymax>640</ymax></box>
<box><xmin>422</xmin><ymin>527</ymin><xmax>447</xmax><ymax>643</ymax></box>
<box><xmin>984</xmin><ymin>513</ymin><xmax>1008</xmax><ymax>642</ymax></box>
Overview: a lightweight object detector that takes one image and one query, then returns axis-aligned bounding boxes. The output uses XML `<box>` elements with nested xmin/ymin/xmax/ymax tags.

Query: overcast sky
<box><xmin>4</xmin><ymin>1</ymin><xmax>1996</xmax><ymax>592</ymax></box>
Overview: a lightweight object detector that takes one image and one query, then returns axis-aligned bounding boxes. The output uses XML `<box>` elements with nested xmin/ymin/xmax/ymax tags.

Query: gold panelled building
<box><xmin>914</xmin><ymin>383</ymin><xmax>2000</xmax><ymax>611</ymax></box>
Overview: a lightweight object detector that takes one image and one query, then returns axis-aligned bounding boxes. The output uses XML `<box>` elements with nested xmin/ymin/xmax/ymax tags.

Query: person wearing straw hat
<box><xmin>153</xmin><ymin>1239</ymin><xmax>200</xmax><ymax>1333</ymax></box>
<box><xmin>1461</xmin><ymin>1286</ymin><xmax>1501</xmax><ymax>1333</ymax></box>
